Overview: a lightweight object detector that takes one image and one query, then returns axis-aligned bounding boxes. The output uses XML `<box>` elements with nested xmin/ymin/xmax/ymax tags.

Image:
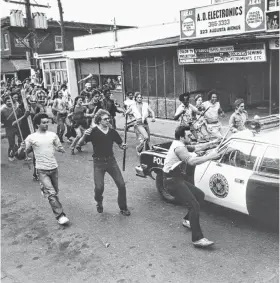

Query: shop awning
<box><xmin>1</xmin><ymin>59</ymin><xmax>31</xmax><ymax>73</ymax></box>
<box><xmin>178</xmin><ymin>32</ymin><xmax>280</xmax><ymax>47</ymax></box>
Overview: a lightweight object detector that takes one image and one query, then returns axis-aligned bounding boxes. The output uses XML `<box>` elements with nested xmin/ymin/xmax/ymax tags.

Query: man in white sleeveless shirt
<box><xmin>163</xmin><ymin>125</ymin><xmax>222</xmax><ymax>248</ymax></box>
<box><xmin>126</xmin><ymin>92</ymin><xmax>155</xmax><ymax>154</ymax></box>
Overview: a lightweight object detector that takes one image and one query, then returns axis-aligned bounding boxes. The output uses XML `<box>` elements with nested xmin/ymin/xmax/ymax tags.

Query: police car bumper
<box><xmin>135</xmin><ymin>165</ymin><xmax>147</xmax><ymax>178</ymax></box>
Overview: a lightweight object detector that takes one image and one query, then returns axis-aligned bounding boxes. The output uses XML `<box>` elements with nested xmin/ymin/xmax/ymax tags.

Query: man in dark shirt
<box><xmin>86</xmin><ymin>109</ymin><xmax>130</xmax><ymax>216</ymax></box>
<box><xmin>102</xmin><ymin>89</ymin><xmax>123</xmax><ymax>129</ymax></box>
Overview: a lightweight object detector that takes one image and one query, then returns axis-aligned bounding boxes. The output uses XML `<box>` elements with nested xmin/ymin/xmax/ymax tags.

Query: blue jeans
<box><xmin>163</xmin><ymin>175</ymin><xmax>205</xmax><ymax>242</ymax></box>
<box><xmin>37</xmin><ymin>168</ymin><xmax>65</xmax><ymax>219</ymax></box>
<box><xmin>5</xmin><ymin>126</ymin><xmax>22</xmax><ymax>157</ymax></box>
<box><xmin>93</xmin><ymin>156</ymin><xmax>127</xmax><ymax>210</ymax></box>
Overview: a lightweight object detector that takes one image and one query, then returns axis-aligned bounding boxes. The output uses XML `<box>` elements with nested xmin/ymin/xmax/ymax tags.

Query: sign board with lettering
<box><xmin>180</xmin><ymin>0</ymin><xmax>266</xmax><ymax>40</ymax></box>
<box><xmin>178</xmin><ymin>43</ymin><xmax>266</xmax><ymax>64</ymax></box>
<box><xmin>269</xmin><ymin>38</ymin><xmax>280</xmax><ymax>49</ymax></box>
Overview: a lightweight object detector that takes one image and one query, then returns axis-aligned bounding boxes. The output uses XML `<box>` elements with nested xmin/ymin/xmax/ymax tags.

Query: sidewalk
<box><xmin>1</xmin><ymin>271</ymin><xmax>19</xmax><ymax>283</ymax></box>
<box><xmin>115</xmin><ymin>108</ymin><xmax>270</xmax><ymax>139</ymax></box>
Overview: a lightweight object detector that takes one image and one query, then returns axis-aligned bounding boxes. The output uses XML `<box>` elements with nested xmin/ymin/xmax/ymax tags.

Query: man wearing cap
<box><xmin>229</xmin><ymin>99</ymin><xmax>248</xmax><ymax>133</ymax></box>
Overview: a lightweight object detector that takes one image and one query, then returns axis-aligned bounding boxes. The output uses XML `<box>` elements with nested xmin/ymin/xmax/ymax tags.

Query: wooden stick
<box><xmin>122</xmin><ymin>114</ymin><xmax>128</xmax><ymax>171</ymax></box>
<box><xmin>9</xmin><ymin>96</ymin><xmax>31</xmax><ymax>170</ymax></box>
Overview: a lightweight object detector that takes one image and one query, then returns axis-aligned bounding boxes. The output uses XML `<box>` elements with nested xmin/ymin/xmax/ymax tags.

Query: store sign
<box><xmin>269</xmin><ymin>38</ymin><xmax>280</xmax><ymax>49</ymax></box>
<box><xmin>180</xmin><ymin>0</ymin><xmax>266</xmax><ymax>39</ymax></box>
<box><xmin>178</xmin><ymin>43</ymin><xmax>266</xmax><ymax>64</ymax></box>
<box><xmin>14</xmin><ymin>38</ymin><xmax>29</xmax><ymax>48</ymax></box>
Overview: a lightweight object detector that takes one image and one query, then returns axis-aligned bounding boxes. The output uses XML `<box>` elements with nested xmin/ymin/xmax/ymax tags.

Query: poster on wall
<box><xmin>180</xmin><ymin>0</ymin><xmax>266</xmax><ymax>40</ymax></box>
<box><xmin>178</xmin><ymin>43</ymin><xmax>266</xmax><ymax>65</ymax></box>
<box><xmin>266</xmin><ymin>10</ymin><xmax>280</xmax><ymax>31</ymax></box>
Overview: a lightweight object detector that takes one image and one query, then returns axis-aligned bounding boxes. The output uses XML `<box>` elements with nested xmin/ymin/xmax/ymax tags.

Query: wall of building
<box><xmin>123</xmin><ymin>47</ymin><xmax>184</xmax><ymax>119</ymax></box>
<box><xmin>2</xmin><ymin>26</ymin><xmax>90</xmax><ymax>58</ymax></box>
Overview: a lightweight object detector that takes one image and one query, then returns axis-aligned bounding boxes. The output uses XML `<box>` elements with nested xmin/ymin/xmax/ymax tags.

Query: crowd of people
<box><xmin>1</xmin><ymin>76</ymin><xmax>250</xmax><ymax>247</ymax></box>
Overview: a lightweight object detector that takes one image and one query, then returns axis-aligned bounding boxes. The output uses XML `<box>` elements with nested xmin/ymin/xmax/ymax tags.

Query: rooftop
<box><xmin>1</xmin><ymin>16</ymin><xmax>134</xmax><ymax>31</ymax></box>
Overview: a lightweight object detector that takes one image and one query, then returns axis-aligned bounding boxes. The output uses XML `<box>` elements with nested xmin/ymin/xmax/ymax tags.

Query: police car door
<box><xmin>195</xmin><ymin>140</ymin><xmax>263</xmax><ymax>214</ymax></box>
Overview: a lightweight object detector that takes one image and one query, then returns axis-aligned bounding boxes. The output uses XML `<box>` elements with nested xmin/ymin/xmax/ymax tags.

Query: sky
<box><xmin>1</xmin><ymin>0</ymin><xmax>212</xmax><ymax>27</ymax></box>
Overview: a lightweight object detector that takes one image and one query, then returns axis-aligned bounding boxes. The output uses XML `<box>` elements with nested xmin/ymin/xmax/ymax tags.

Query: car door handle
<box><xmin>216</xmin><ymin>162</ymin><xmax>222</xmax><ymax>167</ymax></box>
<box><xmin>234</xmin><ymin>178</ymin><xmax>244</xmax><ymax>184</ymax></box>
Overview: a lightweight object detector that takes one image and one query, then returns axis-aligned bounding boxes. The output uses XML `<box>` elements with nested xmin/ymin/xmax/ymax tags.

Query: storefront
<box><xmin>178</xmin><ymin>0</ymin><xmax>279</xmax><ymax>112</ymax></box>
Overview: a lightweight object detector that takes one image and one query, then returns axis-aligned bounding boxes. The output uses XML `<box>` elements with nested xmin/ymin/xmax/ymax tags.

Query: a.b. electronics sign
<box><xmin>178</xmin><ymin>43</ymin><xmax>266</xmax><ymax>65</ymax></box>
<box><xmin>180</xmin><ymin>0</ymin><xmax>265</xmax><ymax>39</ymax></box>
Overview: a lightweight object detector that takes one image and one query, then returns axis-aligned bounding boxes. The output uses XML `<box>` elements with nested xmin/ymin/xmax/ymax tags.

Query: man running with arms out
<box><xmin>16</xmin><ymin>113</ymin><xmax>69</xmax><ymax>225</ymax></box>
<box><xmin>162</xmin><ymin>125</ymin><xmax>222</xmax><ymax>248</ymax></box>
<box><xmin>86</xmin><ymin>109</ymin><xmax>131</xmax><ymax>216</ymax></box>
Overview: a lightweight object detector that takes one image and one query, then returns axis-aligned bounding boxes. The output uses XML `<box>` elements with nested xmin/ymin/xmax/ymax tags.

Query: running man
<box><xmin>229</xmin><ymin>99</ymin><xmax>248</xmax><ymax>133</ymax></box>
<box><xmin>125</xmin><ymin>92</ymin><xmax>155</xmax><ymax>154</ymax></box>
<box><xmin>52</xmin><ymin>90</ymin><xmax>68</xmax><ymax>143</ymax></box>
<box><xmin>86</xmin><ymin>109</ymin><xmax>131</xmax><ymax>216</ymax></box>
<box><xmin>16</xmin><ymin>113</ymin><xmax>69</xmax><ymax>225</ymax></box>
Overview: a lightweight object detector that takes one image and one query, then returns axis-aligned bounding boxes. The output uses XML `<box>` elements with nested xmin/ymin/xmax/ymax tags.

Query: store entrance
<box><xmin>185</xmin><ymin>63</ymin><xmax>267</xmax><ymax>111</ymax></box>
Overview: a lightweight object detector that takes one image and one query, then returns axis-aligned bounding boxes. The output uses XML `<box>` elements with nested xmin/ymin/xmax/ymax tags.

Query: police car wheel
<box><xmin>156</xmin><ymin>173</ymin><xmax>177</xmax><ymax>204</ymax></box>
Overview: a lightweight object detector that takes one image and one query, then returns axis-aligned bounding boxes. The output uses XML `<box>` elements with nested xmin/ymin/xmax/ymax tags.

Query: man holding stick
<box><xmin>85</xmin><ymin>109</ymin><xmax>131</xmax><ymax>216</ymax></box>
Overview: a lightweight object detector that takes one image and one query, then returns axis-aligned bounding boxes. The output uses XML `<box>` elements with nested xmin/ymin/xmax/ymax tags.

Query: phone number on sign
<box><xmin>208</xmin><ymin>19</ymin><xmax>230</xmax><ymax>27</ymax></box>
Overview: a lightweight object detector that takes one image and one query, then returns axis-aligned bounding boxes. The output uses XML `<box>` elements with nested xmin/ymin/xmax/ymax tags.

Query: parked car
<box><xmin>135</xmin><ymin>115</ymin><xmax>279</xmax><ymax>225</ymax></box>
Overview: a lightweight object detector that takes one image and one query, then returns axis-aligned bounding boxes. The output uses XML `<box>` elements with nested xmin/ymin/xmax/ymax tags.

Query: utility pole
<box><xmin>57</xmin><ymin>0</ymin><xmax>65</xmax><ymax>51</ymax></box>
<box><xmin>25</xmin><ymin>0</ymin><xmax>37</xmax><ymax>71</ymax></box>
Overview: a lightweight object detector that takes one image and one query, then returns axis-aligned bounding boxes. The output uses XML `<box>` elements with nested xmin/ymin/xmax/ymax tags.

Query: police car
<box><xmin>135</xmin><ymin>115</ymin><xmax>279</xmax><ymax>225</ymax></box>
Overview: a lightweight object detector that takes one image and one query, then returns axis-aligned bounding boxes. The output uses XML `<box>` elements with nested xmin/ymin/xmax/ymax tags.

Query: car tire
<box><xmin>156</xmin><ymin>172</ymin><xmax>177</xmax><ymax>204</ymax></box>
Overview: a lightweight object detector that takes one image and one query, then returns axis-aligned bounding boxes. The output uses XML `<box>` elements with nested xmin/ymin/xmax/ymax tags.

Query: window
<box><xmin>4</xmin><ymin>34</ymin><xmax>9</xmax><ymax>50</ymax></box>
<box><xmin>220</xmin><ymin>141</ymin><xmax>260</xmax><ymax>170</ymax></box>
<box><xmin>55</xmin><ymin>35</ymin><xmax>63</xmax><ymax>51</ymax></box>
<box><xmin>259</xmin><ymin>146</ymin><xmax>279</xmax><ymax>175</ymax></box>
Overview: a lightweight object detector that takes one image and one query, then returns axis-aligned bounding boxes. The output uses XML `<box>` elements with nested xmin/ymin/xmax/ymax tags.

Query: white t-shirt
<box><xmin>25</xmin><ymin>131</ymin><xmax>63</xmax><ymax>170</ymax></box>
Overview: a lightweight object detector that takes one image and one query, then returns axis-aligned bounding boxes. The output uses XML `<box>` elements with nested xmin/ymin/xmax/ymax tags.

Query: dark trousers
<box><xmin>163</xmin><ymin>175</ymin><xmax>205</xmax><ymax>242</ymax></box>
<box><xmin>37</xmin><ymin>168</ymin><xmax>64</xmax><ymax>219</ymax></box>
<box><xmin>93</xmin><ymin>156</ymin><xmax>127</xmax><ymax>210</ymax></box>
<box><xmin>6</xmin><ymin>126</ymin><xmax>21</xmax><ymax>157</ymax></box>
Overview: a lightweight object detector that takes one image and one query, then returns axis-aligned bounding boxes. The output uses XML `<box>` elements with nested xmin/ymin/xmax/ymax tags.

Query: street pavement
<box><xmin>1</xmin><ymin>123</ymin><xmax>279</xmax><ymax>283</ymax></box>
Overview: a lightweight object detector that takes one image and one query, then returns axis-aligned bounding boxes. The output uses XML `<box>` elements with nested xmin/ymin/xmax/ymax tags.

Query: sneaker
<box><xmin>76</xmin><ymin>146</ymin><xmax>82</xmax><ymax>152</ymax></box>
<box><xmin>66</xmin><ymin>138</ymin><xmax>72</xmax><ymax>143</ymax></box>
<box><xmin>182</xmin><ymin>219</ymin><xmax>191</xmax><ymax>229</ymax></box>
<box><xmin>25</xmin><ymin>156</ymin><xmax>32</xmax><ymax>161</ymax></box>
<box><xmin>96</xmin><ymin>202</ymin><xmax>103</xmax><ymax>213</ymax></box>
<box><xmin>120</xmin><ymin>209</ymin><xmax>131</xmax><ymax>216</ymax></box>
<box><xmin>33</xmin><ymin>175</ymin><xmax>39</xmax><ymax>181</ymax></box>
<box><xmin>57</xmin><ymin>215</ymin><xmax>69</xmax><ymax>225</ymax></box>
<box><xmin>8</xmin><ymin>157</ymin><xmax>15</xmax><ymax>161</ymax></box>
<box><xmin>193</xmin><ymin>238</ymin><xmax>214</xmax><ymax>248</ymax></box>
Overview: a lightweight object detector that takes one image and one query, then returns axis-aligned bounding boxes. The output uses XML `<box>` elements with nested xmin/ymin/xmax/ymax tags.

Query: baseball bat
<box><xmin>122</xmin><ymin>114</ymin><xmax>128</xmax><ymax>171</ymax></box>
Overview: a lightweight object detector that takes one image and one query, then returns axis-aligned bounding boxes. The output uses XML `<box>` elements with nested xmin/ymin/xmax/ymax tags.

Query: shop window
<box><xmin>55</xmin><ymin>35</ymin><xmax>63</xmax><ymax>51</ymax></box>
<box><xmin>4</xmin><ymin>34</ymin><xmax>9</xmax><ymax>50</ymax></box>
<box><xmin>101</xmin><ymin>75</ymin><xmax>122</xmax><ymax>91</ymax></box>
<box><xmin>79</xmin><ymin>75</ymin><xmax>99</xmax><ymax>92</ymax></box>
<box><xmin>61</xmin><ymin>61</ymin><xmax>66</xmax><ymax>69</ymax></box>
<box><xmin>50</xmin><ymin>62</ymin><xmax>56</xmax><ymax>69</ymax></box>
<box><xmin>43</xmin><ymin>63</ymin><xmax>49</xmax><ymax>70</ymax></box>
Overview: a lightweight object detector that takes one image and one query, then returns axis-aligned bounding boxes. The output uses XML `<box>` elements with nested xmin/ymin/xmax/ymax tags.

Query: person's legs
<box><xmin>70</xmin><ymin>126</ymin><xmax>82</xmax><ymax>153</ymax></box>
<box><xmin>106</xmin><ymin>158</ymin><xmax>128</xmax><ymax>211</ymax></box>
<box><xmin>163</xmin><ymin>177</ymin><xmax>204</xmax><ymax>242</ymax></box>
<box><xmin>93</xmin><ymin>160</ymin><xmax>106</xmax><ymax>212</ymax></box>
<box><xmin>37</xmin><ymin>168</ymin><xmax>65</xmax><ymax>219</ymax></box>
<box><xmin>135</xmin><ymin>123</ymin><xmax>149</xmax><ymax>153</ymax></box>
<box><xmin>6</xmin><ymin>127</ymin><xmax>16</xmax><ymax>159</ymax></box>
